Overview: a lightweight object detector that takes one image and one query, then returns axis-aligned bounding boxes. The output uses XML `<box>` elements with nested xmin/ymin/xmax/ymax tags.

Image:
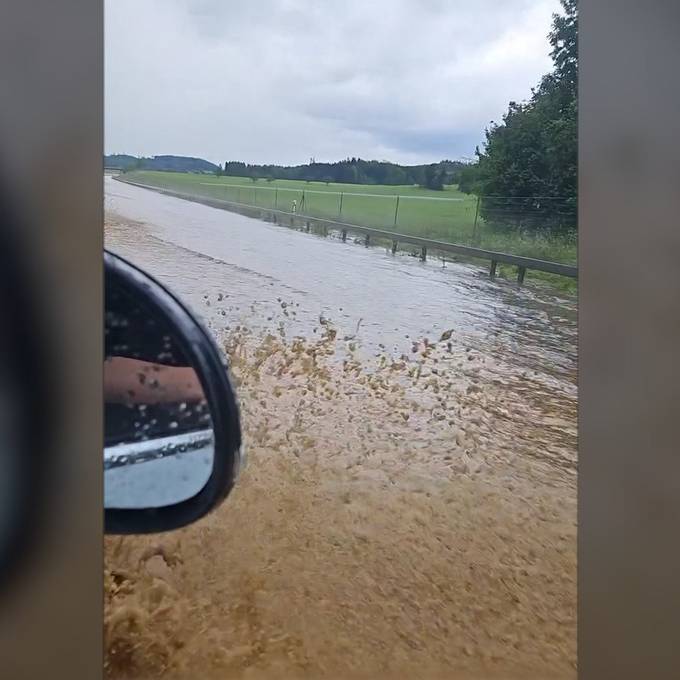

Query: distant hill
<box><xmin>104</xmin><ymin>154</ymin><xmax>220</xmax><ymax>173</ymax></box>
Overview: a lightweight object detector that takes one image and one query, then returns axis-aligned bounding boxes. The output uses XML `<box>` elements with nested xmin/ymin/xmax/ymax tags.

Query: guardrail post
<box><xmin>306</xmin><ymin>220</ymin><xmax>311</xmax><ymax>232</ymax></box>
<box><xmin>365</xmin><ymin>233</ymin><xmax>370</xmax><ymax>247</ymax></box>
<box><xmin>421</xmin><ymin>246</ymin><xmax>427</xmax><ymax>262</ymax></box>
<box><xmin>342</xmin><ymin>229</ymin><xmax>347</xmax><ymax>242</ymax></box>
<box><xmin>490</xmin><ymin>260</ymin><xmax>498</xmax><ymax>278</ymax></box>
<box><xmin>517</xmin><ymin>266</ymin><xmax>526</xmax><ymax>284</ymax></box>
<box><xmin>275</xmin><ymin>188</ymin><xmax>278</xmax><ymax>209</ymax></box>
<box><xmin>338</xmin><ymin>192</ymin><xmax>344</xmax><ymax>219</ymax></box>
<box><xmin>391</xmin><ymin>240</ymin><xmax>398</xmax><ymax>254</ymax></box>
<box><xmin>393</xmin><ymin>195</ymin><xmax>400</xmax><ymax>228</ymax></box>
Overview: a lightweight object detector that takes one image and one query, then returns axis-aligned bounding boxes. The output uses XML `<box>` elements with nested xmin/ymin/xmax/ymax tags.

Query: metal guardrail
<box><xmin>114</xmin><ymin>176</ymin><xmax>578</xmax><ymax>282</ymax></box>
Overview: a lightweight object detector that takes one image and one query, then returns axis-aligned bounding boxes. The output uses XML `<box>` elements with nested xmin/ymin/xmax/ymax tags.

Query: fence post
<box><xmin>472</xmin><ymin>195</ymin><xmax>480</xmax><ymax>243</ymax></box>
<box><xmin>421</xmin><ymin>246</ymin><xmax>427</xmax><ymax>262</ymax></box>
<box><xmin>275</xmin><ymin>188</ymin><xmax>278</xmax><ymax>210</ymax></box>
<box><xmin>338</xmin><ymin>192</ymin><xmax>344</xmax><ymax>220</ymax></box>
<box><xmin>342</xmin><ymin>229</ymin><xmax>347</xmax><ymax>242</ymax></box>
<box><xmin>391</xmin><ymin>240</ymin><xmax>398</xmax><ymax>254</ymax></box>
<box><xmin>365</xmin><ymin>233</ymin><xmax>370</xmax><ymax>247</ymax></box>
<box><xmin>393</xmin><ymin>195</ymin><xmax>400</xmax><ymax>229</ymax></box>
<box><xmin>490</xmin><ymin>260</ymin><xmax>498</xmax><ymax>278</ymax></box>
<box><xmin>517</xmin><ymin>266</ymin><xmax>526</xmax><ymax>284</ymax></box>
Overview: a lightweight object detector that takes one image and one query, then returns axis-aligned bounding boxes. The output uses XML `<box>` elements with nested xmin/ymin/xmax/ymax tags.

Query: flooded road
<box><xmin>106</xmin><ymin>178</ymin><xmax>575</xmax><ymax>391</ymax></box>
<box><xmin>104</xmin><ymin>176</ymin><xmax>577</xmax><ymax>679</ymax></box>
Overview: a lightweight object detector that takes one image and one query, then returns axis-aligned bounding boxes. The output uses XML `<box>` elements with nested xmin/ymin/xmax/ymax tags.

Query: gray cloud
<box><xmin>105</xmin><ymin>0</ymin><xmax>559</xmax><ymax>165</ymax></box>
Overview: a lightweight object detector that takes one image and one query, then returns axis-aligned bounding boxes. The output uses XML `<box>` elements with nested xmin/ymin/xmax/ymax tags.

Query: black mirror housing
<box><xmin>104</xmin><ymin>250</ymin><xmax>243</xmax><ymax>534</ymax></box>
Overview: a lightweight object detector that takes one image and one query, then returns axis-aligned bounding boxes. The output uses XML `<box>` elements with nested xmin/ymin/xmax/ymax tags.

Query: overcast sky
<box><xmin>105</xmin><ymin>0</ymin><xmax>560</xmax><ymax>166</ymax></box>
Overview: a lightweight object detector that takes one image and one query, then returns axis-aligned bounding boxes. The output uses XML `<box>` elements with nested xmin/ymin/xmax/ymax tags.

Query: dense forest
<box><xmin>219</xmin><ymin>158</ymin><xmax>466</xmax><ymax>189</ymax></box>
<box><xmin>459</xmin><ymin>0</ymin><xmax>577</xmax><ymax>234</ymax></box>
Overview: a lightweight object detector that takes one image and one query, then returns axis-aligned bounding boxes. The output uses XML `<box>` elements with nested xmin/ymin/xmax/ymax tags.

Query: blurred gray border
<box><xmin>0</xmin><ymin>1</ymin><xmax>103</xmax><ymax>678</ymax></box>
<box><xmin>580</xmin><ymin>1</ymin><xmax>680</xmax><ymax>677</ymax></box>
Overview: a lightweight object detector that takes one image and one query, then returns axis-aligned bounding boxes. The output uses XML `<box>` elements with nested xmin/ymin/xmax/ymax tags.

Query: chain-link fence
<box><xmin>124</xmin><ymin>171</ymin><xmax>577</xmax><ymax>266</ymax></box>
<box><xmin>477</xmin><ymin>196</ymin><xmax>577</xmax><ymax>235</ymax></box>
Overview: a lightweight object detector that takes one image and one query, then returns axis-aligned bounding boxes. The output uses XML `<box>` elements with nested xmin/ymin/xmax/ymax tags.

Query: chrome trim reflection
<box><xmin>104</xmin><ymin>428</ymin><xmax>214</xmax><ymax>470</ymax></box>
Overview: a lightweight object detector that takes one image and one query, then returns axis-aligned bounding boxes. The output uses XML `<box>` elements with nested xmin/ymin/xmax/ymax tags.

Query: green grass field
<box><xmin>123</xmin><ymin>170</ymin><xmax>577</xmax><ymax>291</ymax></box>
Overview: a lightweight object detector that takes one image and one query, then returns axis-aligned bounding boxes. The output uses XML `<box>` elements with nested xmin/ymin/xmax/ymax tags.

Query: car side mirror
<box><xmin>104</xmin><ymin>250</ymin><xmax>243</xmax><ymax>534</ymax></box>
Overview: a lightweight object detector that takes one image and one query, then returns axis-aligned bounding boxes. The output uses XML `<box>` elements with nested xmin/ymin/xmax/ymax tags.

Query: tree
<box><xmin>457</xmin><ymin>161</ymin><xmax>481</xmax><ymax>194</ymax></box>
<box><xmin>422</xmin><ymin>164</ymin><xmax>445</xmax><ymax>190</ymax></box>
<box><xmin>470</xmin><ymin>0</ymin><xmax>577</xmax><ymax>234</ymax></box>
<box><xmin>547</xmin><ymin>0</ymin><xmax>577</xmax><ymax>102</ymax></box>
<box><xmin>224</xmin><ymin>161</ymin><xmax>246</xmax><ymax>176</ymax></box>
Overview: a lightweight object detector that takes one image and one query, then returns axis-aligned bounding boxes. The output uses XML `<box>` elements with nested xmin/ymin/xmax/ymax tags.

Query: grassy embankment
<box><xmin>123</xmin><ymin>170</ymin><xmax>577</xmax><ymax>292</ymax></box>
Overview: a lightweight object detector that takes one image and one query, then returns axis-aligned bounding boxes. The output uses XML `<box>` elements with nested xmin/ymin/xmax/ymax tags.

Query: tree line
<box><xmin>106</xmin><ymin>153</ymin><xmax>463</xmax><ymax>191</ymax></box>
<box><xmin>218</xmin><ymin>158</ymin><xmax>466</xmax><ymax>190</ymax></box>
<box><xmin>459</xmin><ymin>0</ymin><xmax>577</xmax><ymax>235</ymax></box>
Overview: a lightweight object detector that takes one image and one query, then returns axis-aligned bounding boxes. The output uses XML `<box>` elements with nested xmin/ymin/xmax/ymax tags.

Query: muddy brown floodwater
<box><xmin>104</xmin><ymin>177</ymin><xmax>577</xmax><ymax>679</ymax></box>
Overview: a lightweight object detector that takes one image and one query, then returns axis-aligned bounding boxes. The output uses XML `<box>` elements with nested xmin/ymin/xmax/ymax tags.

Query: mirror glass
<box><xmin>104</xmin><ymin>277</ymin><xmax>214</xmax><ymax>509</ymax></box>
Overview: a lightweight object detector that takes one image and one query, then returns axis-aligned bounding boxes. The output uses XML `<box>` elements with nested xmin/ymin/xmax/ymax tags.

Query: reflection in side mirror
<box><xmin>105</xmin><ymin>429</ymin><xmax>214</xmax><ymax>509</ymax></box>
<box><xmin>104</xmin><ymin>250</ymin><xmax>242</xmax><ymax>534</ymax></box>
